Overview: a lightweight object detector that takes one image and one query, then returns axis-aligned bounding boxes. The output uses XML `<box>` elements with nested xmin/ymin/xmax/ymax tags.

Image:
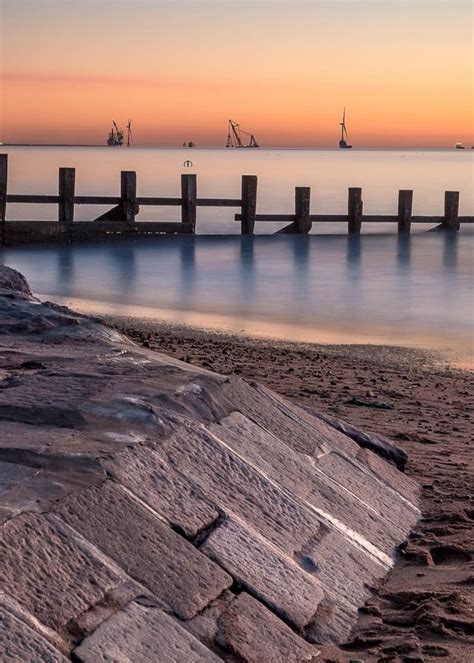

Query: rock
<box><xmin>73</xmin><ymin>601</ymin><xmax>222</xmax><ymax>662</ymax></box>
<box><xmin>315</xmin><ymin>411</ymin><xmax>408</xmax><ymax>471</ymax></box>
<box><xmin>0</xmin><ymin>265</ymin><xmax>33</xmax><ymax>296</ymax></box>
<box><xmin>0</xmin><ymin>513</ymin><xmax>121</xmax><ymax>632</ymax></box>
<box><xmin>0</xmin><ymin>270</ymin><xmax>421</xmax><ymax>658</ymax></box>
<box><xmin>346</xmin><ymin>396</ymin><xmax>394</xmax><ymax>410</ymax></box>
<box><xmin>0</xmin><ymin>601</ymin><xmax>68</xmax><ymax>662</ymax></box>
<box><xmin>215</xmin><ymin>593</ymin><xmax>320</xmax><ymax>661</ymax></box>
<box><xmin>200</xmin><ymin>516</ymin><xmax>324</xmax><ymax>630</ymax></box>
<box><xmin>54</xmin><ymin>480</ymin><xmax>232</xmax><ymax>620</ymax></box>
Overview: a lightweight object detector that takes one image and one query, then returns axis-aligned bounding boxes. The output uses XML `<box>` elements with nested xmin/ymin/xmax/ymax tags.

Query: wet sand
<box><xmin>111</xmin><ymin>315</ymin><xmax>474</xmax><ymax>662</ymax></box>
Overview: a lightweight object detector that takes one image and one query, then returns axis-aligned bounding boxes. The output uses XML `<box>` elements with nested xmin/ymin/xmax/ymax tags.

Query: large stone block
<box><xmin>155</xmin><ymin>420</ymin><xmax>324</xmax><ymax>557</ymax></box>
<box><xmin>216</xmin><ymin>592</ymin><xmax>320</xmax><ymax>662</ymax></box>
<box><xmin>73</xmin><ymin>601</ymin><xmax>223</xmax><ymax>662</ymax></box>
<box><xmin>102</xmin><ymin>445</ymin><xmax>219</xmax><ymax>538</ymax></box>
<box><xmin>0</xmin><ymin>513</ymin><xmax>120</xmax><ymax>632</ymax></box>
<box><xmin>200</xmin><ymin>517</ymin><xmax>324</xmax><ymax>630</ymax></box>
<box><xmin>55</xmin><ymin>481</ymin><xmax>232</xmax><ymax>619</ymax></box>
<box><xmin>0</xmin><ymin>604</ymin><xmax>68</xmax><ymax>663</ymax></box>
<box><xmin>220</xmin><ymin>379</ymin><xmax>359</xmax><ymax>457</ymax></box>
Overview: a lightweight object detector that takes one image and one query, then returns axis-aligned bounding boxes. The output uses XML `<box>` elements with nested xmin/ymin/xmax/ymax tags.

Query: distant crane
<box><xmin>107</xmin><ymin>121</ymin><xmax>124</xmax><ymax>146</ymax></box>
<box><xmin>339</xmin><ymin>108</ymin><xmax>352</xmax><ymax>149</ymax></box>
<box><xmin>226</xmin><ymin>119</ymin><xmax>259</xmax><ymax>148</ymax></box>
<box><xmin>126</xmin><ymin>119</ymin><xmax>133</xmax><ymax>147</ymax></box>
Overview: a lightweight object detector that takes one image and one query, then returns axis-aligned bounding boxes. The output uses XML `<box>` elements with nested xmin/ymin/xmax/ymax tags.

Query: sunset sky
<box><xmin>0</xmin><ymin>0</ymin><xmax>472</xmax><ymax>147</ymax></box>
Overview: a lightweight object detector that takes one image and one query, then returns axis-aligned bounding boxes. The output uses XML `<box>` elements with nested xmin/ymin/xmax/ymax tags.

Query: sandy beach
<box><xmin>112</xmin><ymin>316</ymin><xmax>474</xmax><ymax>662</ymax></box>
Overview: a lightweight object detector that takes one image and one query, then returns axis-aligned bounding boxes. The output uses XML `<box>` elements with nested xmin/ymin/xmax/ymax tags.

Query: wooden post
<box><xmin>0</xmin><ymin>154</ymin><xmax>7</xmax><ymax>246</ymax></box>
<box><xmin>58</xmin><ymin>168</ymin><xmax>75</xmax><ymax>226</ymax></box>
<box><xmin>348</xmin><ymin>187</ymin><xmax>362</xmax><ymax>234</ymax></box>
<box><xmin>443</xmin><ymin>191</ymin><xmax>460</xmax><ymax>231</ymax></box>
<box><xmin>181</xmin><ymin>174</ymin><xmax>197</xmax><ymax>233</ymax></box>
<box><xmin>241</xmin><ymin>175</ymin><xmax>257</xmax><ymax>235</ymax></box>
<box><xmin>398</xmin><ymin>189</ymin><xmax>413</xmax><ymax>235</ymax></box>
<box><xmin>121</xmin><ymin>171</ymin><xmax>137</xmax><ymax>225</ymax></box>
<box><xmin>294</xmin><ymin>187</ymin><xmax>311</xmax><ymax>233</ymax></box>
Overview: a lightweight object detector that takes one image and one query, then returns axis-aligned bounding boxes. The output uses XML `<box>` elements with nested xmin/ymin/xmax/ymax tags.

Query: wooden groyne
<box><xmin>0</xmin><ymin>154</ymin><xmax>472</xmax><ymax>245</ymax></box>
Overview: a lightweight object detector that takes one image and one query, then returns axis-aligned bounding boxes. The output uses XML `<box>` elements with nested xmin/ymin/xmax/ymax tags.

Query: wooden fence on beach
<box><xmin>0</xmin><ymin>154</ymin><xmax>472</xmax><ymax>246</ymax></box>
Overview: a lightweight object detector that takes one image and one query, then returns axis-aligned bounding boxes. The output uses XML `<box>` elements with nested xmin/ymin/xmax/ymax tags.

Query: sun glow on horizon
<box><xmin>0</xmin><ymin>0</ymin><xmax>472</xmax><ymax>147</ymax></box>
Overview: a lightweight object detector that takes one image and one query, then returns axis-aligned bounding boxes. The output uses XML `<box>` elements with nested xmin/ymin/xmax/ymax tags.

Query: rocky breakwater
<box><xmin>0</xmin><ymin>265</ymin><xmax>420</xmax><ymax>662</ymax></box>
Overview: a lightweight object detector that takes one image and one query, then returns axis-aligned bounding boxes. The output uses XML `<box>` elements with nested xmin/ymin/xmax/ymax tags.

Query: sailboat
<box><xmin>339</xmin><ymin>108</ymin><xmax>352</xmax><ymax>149</ymax></box>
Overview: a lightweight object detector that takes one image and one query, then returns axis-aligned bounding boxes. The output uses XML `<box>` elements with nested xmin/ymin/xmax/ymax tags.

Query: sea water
<box><xmin>1</xmin><ymin>147</ymin><xmax>473</xmax><ymax>361</ymax></box>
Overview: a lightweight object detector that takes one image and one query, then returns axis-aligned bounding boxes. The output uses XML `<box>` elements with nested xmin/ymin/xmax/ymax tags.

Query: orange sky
<box><xmin>1</xmin><ymin>0</ymin><xmax>473</xmax><ymax>147</ymax></box>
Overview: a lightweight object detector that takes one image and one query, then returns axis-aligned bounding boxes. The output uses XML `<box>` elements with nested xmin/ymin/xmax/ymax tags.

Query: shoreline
<box><xmin>110</xmin><ymin>313</ymin><xmax>474</xmax><ymax>661</ymax></box>
<box><xmin>39</xmin><ymin>295</ymin><xmax>474</xmax><ymax>371</ymax></box>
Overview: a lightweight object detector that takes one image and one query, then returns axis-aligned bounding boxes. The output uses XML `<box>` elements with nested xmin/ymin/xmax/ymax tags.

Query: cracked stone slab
<box><xmin>154</xmin><ymin>419</ymin><xmax>324</xmax><ymax>556</ymax></box>
<box><xmin>55</xmin><ymin>481</ymin><xmax>232</xmax><ymax>619</ymax></box>
<box><xmin>0</xmin><ymin>603</ymin><xmax>68</xmax><ymax>663</ymax></box>
<box><xmin>73</xmin><ymin>601</ymin><xmax>223</xmax><ymax>662</ymax></box>
<box><xmin>102</xmin><ymin>445</ymin><xmax>220</xmax><ymax>538</ymax></box>
<box><xmin>200</xmin><ymin>517</ymin><xmax>324</xmax><ymax>631</ymax></box>
<box><xmin>216</xmin><ymin>592</ymin><xmax>320</xmax><ymax>662</ymax></box>
<box><xmin>0</xmin><ymin>513</ymin><xmax>121</xmax><ymax>633</ymax></box>
<box><xmin>208</xmin><ymin>413</ymin><xmax>418</xmax><ymax>556</ymax></box>
<box><xmin>220</xmin><ymin>379</ymin><xmax>359</xmax><ymax>458</ymax></box>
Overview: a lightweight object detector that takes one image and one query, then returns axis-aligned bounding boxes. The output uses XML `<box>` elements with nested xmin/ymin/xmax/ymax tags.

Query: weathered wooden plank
<box><xmin>295</xmin><ymin>187</ymin><xmax>311</xmax><ymax>233</ymax></box>
<box><xmin>398</xmin><ymin>190</ymin><xmax>413</xmax><ymax>235</ymax></box>
<box><xmin>0</xmin><ymin>154</ymin><xmax>7</xmax><ymax>246</ymax></box>
<box><xmin>443</xmin><ymin>191</ymin><xmax>460</xmax><ymax>231</ymax></box>
<box><xmin>197</xmin><ymin>198</ymin><xmax>242</xmax><ymax>207</ymax></box>
<box><xmin>74</xmin><ymin>222</ymin><xmax>189</xmax><ymax>233</ymax></box>
<box><xmin>275</xmin><ymin>187</ymin><xmax>311</xmax><ymax>234</ymax></box>
<box><xmin>75</xmin><ymin>196</ymin><xmax>121</xmax><ymax>205</ymax></box>
<box><xmin>241</xmin><ymin>175</ymin><xmax>257</xmax><ymax>235</ymax></box>
<box><xmin>5</xmin><ymin>221</ymin><xmax>60</xmax><ymax>231</ymax></box>
<box><xmin>121</xmin><ymin>171</ymin><xmax>137</xmax><ymax>225</ymax></box>
<box><xmin>58</xmin><ymin>168</ymin><xmax>75</xmax><ymax>226</ymax></box>
<box><xmin>92</xmin><ymin>205</ymin><xmax>124</xmax><ymax>222</ymax></box>
<box><xmin>411</xmin><ymin>216</ymin><xmax>444</xmax><ymax>224</ymax></box>
<box><xmin>7</xmin><ymin>195</ymin><xmax>60</xmax><ymax>204</ymax></box>
<box><xmin>5</xmin><ymin>221</ymin><xmax>189</xmax><ymax>231</ymax></box>
<box><xmin>137</xmin><ymin>197</ymin><xmax>182</xmax><ymax>206</ymax></box>
<box><xmin>235</xmin><ymin>214</ymin><xmax>295</xmax><ymax>222</ymax></box>
<box><xmin>348</xmin><ymin>188</ymin><xmax>363</xmax><ymax>234</ymax></box>
<box><xmin>181</xmin><ymin>174</ymin><xmax>197</xmax><ymax>233</ymax></box>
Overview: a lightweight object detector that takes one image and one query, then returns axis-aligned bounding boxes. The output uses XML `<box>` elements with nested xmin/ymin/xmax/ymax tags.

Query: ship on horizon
<box><xmin>107</xmin><ymin>120</ymin><xmax>132</xmax><ymax>146</ymax></box>
<box><xmin>226</xmin><ymin>120</ymin><xmax>259</xmax><ymax>148</ymax></box>
<box><xmin>339</xmin><ymin>108</ymin><xmax>352</xmax><ymax>149</ymax></box>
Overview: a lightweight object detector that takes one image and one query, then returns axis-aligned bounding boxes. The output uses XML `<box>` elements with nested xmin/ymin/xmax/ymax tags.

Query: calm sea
<box><xmin>1</xmin><ymin>147</ymin><xmax>473</xmax><ymax>361</ymax></box>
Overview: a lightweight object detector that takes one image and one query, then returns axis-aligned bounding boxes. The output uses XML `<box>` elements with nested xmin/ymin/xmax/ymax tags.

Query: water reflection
<box><xmin>109</xmin><ymin>246</ymin><xmax>136</xmax><ymax>300</ymax></box>
<box><xmin>442</xmin><ymin>233</ymin><xmax>458</xmax><ymax>270</ymax></box>
<box><xmin>1</xmin><ymin>233</ymin><xmax>472</xmax><ymax>355</ymax></box>
<box><xmin>178</xmin><ymin>238</ymin><xmax>196</xmax><ymax>307</ymax></box>
<box><xmin>57</xmin><ymin>247</ymin><xmax>74</xmax><ymax>284</ymax></box>
<box><xmin>238</xmin><ymin>236</ymin><xmax>256</xmax><ymax>314</ymax></box>
<box><xmin>396</xmin><ymin>235</ymin><xmax>411</xmax><ymax>271</ymax></box>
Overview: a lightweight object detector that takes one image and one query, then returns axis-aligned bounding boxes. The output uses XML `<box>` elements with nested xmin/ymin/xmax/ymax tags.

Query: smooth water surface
<box><xmin>4</xmin><ymin>146</ymin><xmax>473</xmax><ymax>234</ymax></box>
<box><xmin>2</xmin><ymin>234</ymin><xmax>473</xmax><ymax>360</ymax></box>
